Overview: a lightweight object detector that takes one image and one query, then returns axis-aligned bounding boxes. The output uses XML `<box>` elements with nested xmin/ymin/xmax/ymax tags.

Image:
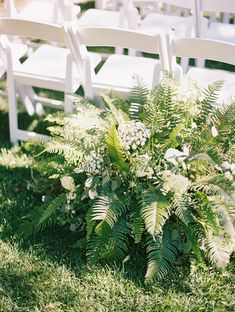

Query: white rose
<box><xmin>163</xmin><ymin>174</ymin><xmax>190</xmax><ymax>194</ymax></box>
<box><xmin>60</xmin><ymin>176</ymin><xmax>76</xmax><ymax>192</ymax></box>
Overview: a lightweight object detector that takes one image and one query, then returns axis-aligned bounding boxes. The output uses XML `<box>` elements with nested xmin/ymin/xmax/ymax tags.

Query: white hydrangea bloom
<box><xmin>118</xmin><ymin>121</ymin><xmax>150</xmax><ymax>153</ymax></box>
<box><xmin>84</xmin><ymin>149</ymin><xmax>104</xmax><ymax>175</ymax></box>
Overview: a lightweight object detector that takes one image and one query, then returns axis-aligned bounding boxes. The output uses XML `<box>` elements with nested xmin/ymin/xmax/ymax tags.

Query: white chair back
<box><xmin>64</xmin><ymin>24</ymin><xmax>167</xmax><ymax>97</ymax></box>
<box><xmin>4</xmin><ymin>0</ymin><xmax>80</xmax><ymax>23</ymax></box>
<box><xmin>0</xmin><ymin>18</ymin><xmax>66</xmax><ymax>44</ymax></box>
<box><xmin>198</xmin><ymin>0</ymin><xmax>235</xmax><ymax>14</ymax></box>
<box><xmin>166</xmin><ymin>35</ymin><xmax>235</xmax><ymax>74</ymax></box>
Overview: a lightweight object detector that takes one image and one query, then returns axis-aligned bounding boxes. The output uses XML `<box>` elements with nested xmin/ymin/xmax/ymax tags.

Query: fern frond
<box><xmin>44</xmin><ymin>140</ymin><xmax>82</xmax><ymax>164</ymax></box>
<box><xmin>171</xmin><ymin>193</ymin><xmax>192</xmax><ymax>225</ymax></box>
<box><xmin>87</xmin><ymin>218</ymin><xmax>130</xmax><ymax>264</ymax></box>
<box><xmin>145</xmin><ymin>230</ymin><xmax>178</xmax><ymax>280</ymax></box>
<box><xmin>129</xmin><ymin>75</ymin><xmax>149</xmax><ymax>106</ymax></box>
<box><xmin>92</xmin><ymin>194</ymin><xmax>127</xmax><ymax>233</ymax></box>
<box><xmin>130</xmin><ymin>198</ymin><xmax>145</xmax><ymax>243</ymax></box>
<box><xmin>129</xmin><ymin>102</ymin><xmax>142</xmax><ymax>120</ymax></box>
<box><xmin>17</xmin><ymin>193</ymin><xmax>66</xmax><ymax>237</ymax></box>
<box><xmin>203</xmin><ymin>232</ymin><xmax>232</xmax><ymax>267</ymax></box>
<box><xmin>99</xmin><ymin>218</ymin><xmax>130</xmax><ymax>263</ymax></box>
<box><xmin>214</xmin><ymin>102</ymin><xmax>235</xmax><ymax>152</ymax></box>
<box><xmin>209</xmin><ymin>195</ymin><xmax>235</xmax><ymax>242</ymax></box>
<box><xmin>197</xmin><ymin>80</ymin><xmax>224</xmax><ymax>126</ymax></box>
<box><xmin>72</xmin><ymin>238</ymin><xmax>87</xmax><ymax>249</ymax></box>
<box><xmin>141</xmin><ymin>192</ymin><xmax>170</xmax><ymax>236</ymax></box>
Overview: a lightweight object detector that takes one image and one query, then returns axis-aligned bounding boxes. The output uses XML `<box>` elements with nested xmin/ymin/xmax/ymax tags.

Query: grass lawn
<box><xmin>0</xmin><ymin>92</ymin><xmax>234</xmax><ymax>312</ymax></box>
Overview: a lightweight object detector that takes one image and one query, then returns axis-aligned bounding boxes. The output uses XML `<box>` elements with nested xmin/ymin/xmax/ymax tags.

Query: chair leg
<box><xmin>64</xmin><ymin>93</ymin><xmax>73</xmax><ymax>113</ymax></box>
<box><xmin>7</xmin><ymin>78</ymin><xmax>18</xmax><ymax>144</ymax></box>
<box><xmin>16</xmin><ymin>83</ymin><xmax>35</xmax><ymax>116</ymax></box>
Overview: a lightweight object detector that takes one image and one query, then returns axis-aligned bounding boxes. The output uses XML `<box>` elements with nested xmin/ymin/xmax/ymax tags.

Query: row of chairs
<box><xmin>0</xmin><ymin>17</ymin><xmax>234</xmax><ymax>144</ymax></box>
<box><xmin>4</xmin><ymin>1</ymin><xmax>235</xmax><ymax>43</ymax></box>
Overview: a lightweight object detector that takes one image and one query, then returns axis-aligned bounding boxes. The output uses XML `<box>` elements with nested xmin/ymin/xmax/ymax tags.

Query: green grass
<box><xmin>0</xmin><ymin>96</ymin><xmax>234</xmax><ymax>311</ymax></box>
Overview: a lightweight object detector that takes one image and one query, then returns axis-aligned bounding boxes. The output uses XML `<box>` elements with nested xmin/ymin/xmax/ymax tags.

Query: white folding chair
<box><xmin>65</xmin><ymin>24</ymin><xmax>167</xmax><ymax>98</ymax></box>
<box><xmin>196</xmin><ymin>0</ymin><xmax>235</xmax><ymax>44</ymax></box>
<box><xmin>0</xmin><ymin>35</ymin><xmax>34</xmax><ymax>111</ymax></box>
<box><xmin>134</xmin><ymin>0</ymin><xmax>198</xmax><ymax>37</ymax></box>
<box><xmin>77</xmin><ymin>0</ymin><xmax>137</xmax><ymax>29</ymax></box>
<box><xmin>0</xmin><ymin>18</ymin><xmax>101</xmax><ymax>143</ymax></box>
<box><xmin>126</xmin><ymin>0</ymin><xmax>200</xmax><ymax>70</ymax></box>
<box><xmin>0</xmin><ymin>36</ymin><xmax>27</xmax><ymax>78</ymax></box>
<box><xmin>166</xmin><ymin>35</ymin><xmax>235</xmax><ymax>105</ymax></box>
<box><xmin>4</xmin><ymin>0</ymin><xmax>80</xmax><ymax>23</ymax></box>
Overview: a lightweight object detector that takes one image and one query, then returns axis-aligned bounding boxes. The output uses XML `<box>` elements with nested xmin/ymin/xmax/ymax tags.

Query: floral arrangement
<box><xmin>19</xmin><ymin>76</ymin><xmax>235</xmax><ymax>280</ymax></box>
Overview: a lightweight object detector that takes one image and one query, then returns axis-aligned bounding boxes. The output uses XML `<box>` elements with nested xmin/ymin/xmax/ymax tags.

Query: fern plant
<box><xmin>19</xmin><ymin>76</ymin><xmax>235</xmax><ymax>281</ymax></box>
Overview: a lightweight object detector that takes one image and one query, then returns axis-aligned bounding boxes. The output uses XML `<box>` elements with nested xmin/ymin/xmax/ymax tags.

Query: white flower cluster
<box><xmin>161</xmin><ymin>170</ymin><xmax>190</xmax><ymax>194</ymax></box>
<box><xmin>118</xmin><ymin>121</ymin><xmax>150</xmax><ymax>153</ymax></box>
<box><xmin>172</xmin><ymin>77</ymin><xmax>204</xmax><ymax>105</ymax></box>
<box><xmin>85</xmin><ymin>150</ymin><xmax>104</xmax><ymax>175</ymax></box>
<box><xmin>222</xmin><ymin>161</ymin><xmax>235</xmax><ymax>181</ymax></box>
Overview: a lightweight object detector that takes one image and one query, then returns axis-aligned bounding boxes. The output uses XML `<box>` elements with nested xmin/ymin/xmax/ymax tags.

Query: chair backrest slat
<box><xmin>168</xmin><ymin>37</ymin><xmax>235</xmax><ymax>68</ymax></box>
<box><xmin>198</xmin><ymin>0</ymin><xmax>235</xmax><ymax>14</ymax></box>
<box><xmin>0</xmin><ymin>18</ymin><xmax>66</xmax><ymax>43</ymax></box>
<box><xmin>76</xmin><ymin>26</ymin><xmax>160</xmax><ymax>54</ymax></box>
<box><xmin>131</xmin><ymin>0</ymin><xmax>195</xmax><ymax>10</ymax></box>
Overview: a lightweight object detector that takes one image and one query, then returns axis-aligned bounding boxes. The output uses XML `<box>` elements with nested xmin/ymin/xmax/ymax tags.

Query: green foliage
<box><xmin>145</xmin><ymin>229</ymin><xmax>178</xmax><ymax>280</ymax></box>
<box><xmin>106</xmin><ymin>125</ymin><xmax>129</xmax><ymax>172</ymax></box>
<box><xmin>17</xmin><ymin>193</ymin><xmax>66</xmax><ymax>237</ymax></box>
<box><xmin>141</xmin><ymin>192</ymin><xmax>170</xmax><ymax>236</ymax></box>
<box><xmin>19</xmin><ymin>76</ymin><xmax>235</xmax><ymax>281</ymax></box>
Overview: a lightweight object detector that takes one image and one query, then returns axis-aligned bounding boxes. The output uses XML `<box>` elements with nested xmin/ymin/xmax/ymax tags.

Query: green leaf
<box><xmin>141</xmin><ymin>192</ymin><xmax>170</xmax><ymax>236</ymax></box>
<box><xmin>17</xmin><ymin>193</ymin><xmax>66</xmax><ymax>237</ymax></box>
<box><xmin>91</xmin><ymin>194</ymin><xmax>127</xmax><ymax>234</ymax></box>
<box><xmin>145</xmin><ymin>230</ymin><xmax>178</xmax><ymax>280</ymax></box>
<box><xmin>106</xmin><ymin>125</ymin><xmax>129</xmax><ymax>172</ymax></box>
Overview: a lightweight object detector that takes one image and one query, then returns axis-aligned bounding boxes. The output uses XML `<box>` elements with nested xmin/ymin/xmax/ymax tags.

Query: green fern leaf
<box><xmin>141</xmin><ymin>192</ymin><xmax>170</xmax><ymax>236</ymax></box>
<box><xmin>106</xmin><ymin>125</ymin><xmax>129</xmax><ymax>172</ymax></box>
<box><xmin>204</xmin><ymin>232</ymin><xmax>232</xmax><ymax>267</ymax></box>
<box><xmin>130</xmin><ymin>198</ymin><xmax>145</xmax><ymax>243</ymax></box>
<box><xmin>17</xmin><ymin>193</ymin><xmax>66</xmax><ymax>237</ymax></box>
<box><xmin>91</xmin><ymin>194</ymin><xmax>127</xmax><ymax>234</ymax></box>
<box><xmin>196</xmin><ymin>80</ymin><xmax>224</xmax><ymax>127</ymax></box>
<box><xmin>145</xmin><ymin>230</ymin><xmax>178</xmax><ymax>280</ymax></box>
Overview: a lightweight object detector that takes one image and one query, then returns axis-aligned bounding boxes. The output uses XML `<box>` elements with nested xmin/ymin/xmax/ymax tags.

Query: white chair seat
<box><xmin>187</xmin><ymin>67</ymin><xmax>235</xmax><ymax>104</ymax></box>
<box><xmin>15</xmin><ymin>0</ymin><xmax>80</xmax><ymax>23</ymax></box>
<box><xmin>14</xmin><ymin>45</ymin><xmax>101</xmax><ymax>92</ymax></box>
<box><xmin>140</xmin><ymin>13</ymin><xmax>191</xmax><ymax>36</ymax></box>
<box><xmin>205</xmin><ymin>23</ymin><xmax>235</xmax><ymax>44</ymax></box>
<box><xmin>77</xmin><ymin>9</ymin><xmax>120</xmax><ymax>27</ymax></box>
<box><xmin>92</xmin><ymin>54</ymin><xmax>160</xmax><ymax>96</ymax></box>
<box><xmin>14</xmin><ymin>45</ymin><xmax>80</xmax><ymax>92</ymax></box>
